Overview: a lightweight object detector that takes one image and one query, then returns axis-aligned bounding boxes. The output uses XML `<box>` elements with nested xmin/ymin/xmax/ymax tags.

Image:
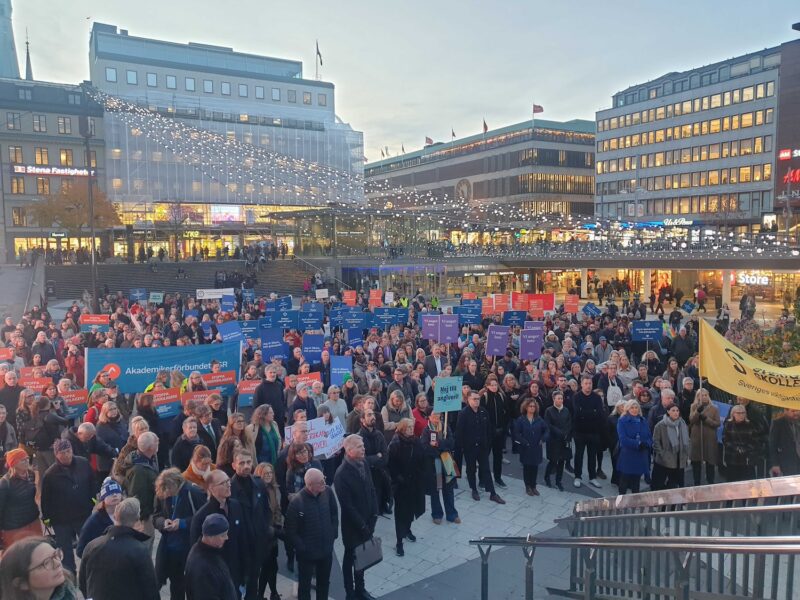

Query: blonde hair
<box><xmin>396</xmin><ymin>417</ymin><xmax>415</xmax><ymax>436</ymax></box>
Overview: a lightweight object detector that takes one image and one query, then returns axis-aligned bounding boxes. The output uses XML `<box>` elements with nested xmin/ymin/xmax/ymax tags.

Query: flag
<box><xmin>451</xmin><ymin>128</ymin><xmax>456</xmax><ymax>139</ymax></box>
<box><xmin>316</xmin><ymin>41</ymin><xmax>323</xmax><ymax>66</ymax></box>
<box><xmin>482</xmin><ymin>119</ymin><xmax>488</xmax><ymax>134</ymax></box>
<box><xmin>532</xmin><ymin>104</ymin><xmax>544</xmax><ymax>114</ymax></box>
<box><xmin>401</xmin><ymin>144</ymin><xmax>405</xmax><ymax>153</ymax></box>
<box><xmin>425</xmin><ymin>136</ymin><xmax>433</xmax><ymax>145</ymax></box>
<box><xmin>381</xmin><ymin>148</ymin><xmax>385</xmax><ymax>158</ymax></box>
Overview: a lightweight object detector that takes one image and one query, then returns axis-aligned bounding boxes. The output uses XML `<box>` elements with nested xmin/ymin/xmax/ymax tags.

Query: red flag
<box><xmin>425</xmin><ymin>136</ymin><xmax>433</xmax><ymax>145</ymax></box>
<box><xmin>482</xmin><ymin>119</ymin><xmax>488</xmax><ymax>134</ymax></box>
<box><xmin>532</xmin><ymin>104</ymin><xmax>544</xmax><ymax>114</ymax></box>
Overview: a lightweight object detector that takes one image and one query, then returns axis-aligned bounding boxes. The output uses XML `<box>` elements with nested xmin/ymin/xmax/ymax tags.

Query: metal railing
<box><xmin>469</xmin><ymin>534</ymin><xmax>800</xmax><ymax>600</ymax></box>
<box><xmin>23</xmin><ymin>254</ymin><xmax>45</xmax><ymax>316</ymax></box>
<box><xmin>292</xmin><ymin>256</ymin><xmax>351</xmax><ymax>290</ymax></box>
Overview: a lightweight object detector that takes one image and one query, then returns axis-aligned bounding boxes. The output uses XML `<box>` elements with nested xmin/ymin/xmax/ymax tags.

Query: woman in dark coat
<box><xmin>616</xmin><ymin>400</ymin><xmax>653</xmax><ymax>494</ymax></box>
<box><xmin>722</xmin><ymin>405</ymin><xmax>758</xmax><ymax>482</ymax></box>
<box><xmin>95</xmin><ymin>402</ymin><xmax>128</xmax><ymax>482</ymax></box>
<box><xmin>387</xmin><ymin>418</ymin><xmax>426</xmax><ymax>557</ymax></box>
<box><xmin>420</xmin><ymin>412</ymin><xmax>459</xmax><ymax>524</ymax></box>
<box><xmin>512</xmin><ymin>399</ymin><xmax>549</xmax><ymax>496</ymax></box>
<box><xmin>77</xmin><ymin>477</ymin><xmax>123</xmax><ymax>557</ymax></box>
<box><xmin>543</xmin><ymin>391</ymin><xmax>571</xmax><ymax>491</ymax></box>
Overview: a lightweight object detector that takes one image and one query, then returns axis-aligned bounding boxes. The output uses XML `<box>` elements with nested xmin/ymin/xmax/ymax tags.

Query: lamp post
<box><xmin>78</xmin><ymin>108</ymin><xmax>96</xmax><ymax>311</ymax></box>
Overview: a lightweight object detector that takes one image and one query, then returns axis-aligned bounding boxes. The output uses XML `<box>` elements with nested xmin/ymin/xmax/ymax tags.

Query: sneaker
<box><xmin>596</xmin><ymin>470</ymin><xmax>608</xmax><ymax>480</ymax></box>
<box><xmin>489</xmin><ymin>494</ymin><xmax>506</xmax><ymax>505</ymax></box>
<box><xmin>494</xmin><ymin>478</ymin><xmax>508</xmax><ymax>489</ymax></box>
<box><xmin>451</xmin><ymin>517</ymin><xmax>462</xmax><ymax>524</ymax></box>
<box><xmin>589</xmin><ymin>479</ymin><xmax>602</xmax><ymax>489</ymax></box>
<box><xmin>471</xmin><ymin>490</ymin><xmax>480</xmax><ymax>501</ymax></box>
<box><xmin>395</xmin><ymin>543</ymin><xmax>404</xmax><ymax>557</ymax></box>
<box><xmin>405</xmin><ymin>531</ymin><xmax>417</xmax><ymax>542</ymax></box>
<box><xmin>502</xmin><ymin>458</ymin><xmax>511</xmax><ymax>465</ymax></box>
<box><xmin>573</xmin><ymin>478</ymin><xmax>582</xmax><ymax>488</ymax></box>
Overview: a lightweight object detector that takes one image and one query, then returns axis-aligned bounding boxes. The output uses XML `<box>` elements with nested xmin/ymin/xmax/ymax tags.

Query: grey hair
<box><xmin>137</xmin><ymin>431</ymin><xmax>159</xmax><ymax>452</ymax></box>
<box><xmin>114</xmin><ymin>497</ymin><xmax>141</xmax><ymax>527</ymax></box>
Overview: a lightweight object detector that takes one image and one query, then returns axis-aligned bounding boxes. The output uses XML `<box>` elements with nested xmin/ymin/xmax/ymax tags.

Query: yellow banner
<box><xmin>699</xmin><ymin>319</ymin><xmax>800</xmax><ymax>409</ymax></box>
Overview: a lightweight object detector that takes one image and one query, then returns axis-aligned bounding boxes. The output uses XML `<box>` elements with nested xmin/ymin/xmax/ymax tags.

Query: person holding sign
<box><xmin>421</xmin><ymin>412</ymin><xmax>460</xmax><ymax>525</ymax></box>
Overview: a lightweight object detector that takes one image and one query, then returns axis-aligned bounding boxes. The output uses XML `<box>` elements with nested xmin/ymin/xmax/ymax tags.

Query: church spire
<box><xmin>24</xmin><ymin>29</ymin><xmax>32</xmax><ymax>80</ymax></box>
<box><xmin>0</xmin><ymin>0</ymin><xmax>20</xmax><ymax>79</ymax></box>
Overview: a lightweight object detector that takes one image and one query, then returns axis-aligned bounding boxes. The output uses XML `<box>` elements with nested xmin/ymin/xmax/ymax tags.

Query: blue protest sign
<box><xmin>439</xmin><ymin>315</ymin><xmax>460</xmax><ymax>343</ymax></box>
<box><xmin>302</xmin><ymin>333</ymin><xmax>324</xmax><ymax>364</ymax></box>
<box><xmin>183</xmin><ymin>309</ymin><xmax>199</xmax><ymax>320</ymax></box>
<box><xmin>218</xmin><ymin>321</ymin><xmax>244</xmax><ymax>343</ymax></box>
<box><xmin>200</xmin><ymin>322</ymin><xmax>213</xmax><ymax>339</ymax></box>
<box><xmin>502</xmin><ymin>310</ymin><xmax>528</xmax><ymax>327</ymax></box>
<box><xmin>343</xmin><ymin>311</ymin><xmax>366</xmax><ymax>330</ymax></box>
<box><xmin>373</xmin><ymin>307</ymin><xmax>395</xmax><ymax>329</ymax></box>
<box><xmin>461</xmin><ymin>299</ymin><xmax>481</xmax><ymax>307</ymax></box>
<box><xmin>221</xmin><ymin>295</ymin><xmax>236</xmax><ymax>312</ymax></box>
<box><xmin>276</xmin><ymin>296</ymin><xmax>293</xmax><ymax>311</ymax></box>
<box><xmin>329</xmin><ymin>306</ymin><xmax>344</xmax><ymax>328</ymax></box>
<box><xmin>631</xmin><ymin>321</ymin><xmax>663</xmax><ymax>342</ymax></box>
<box><xmin>347</xmin><ymin>328</ymin><xmax>364</xmax><ymax>348</ymax></box>
<box><xmin>582</xmin><ymin>303</ymin><xmax>602</xmax><ymax>317</ymax></box>
<box><xmin>264</xmin><ymin>300</ymin><xmax>278</xmax><ymax>313</ymax></box>
<box><xmin>331</xmin><ymin>355</ymin><xmax>352</xmax><ymax>387</ymax></box>
<box><xmin>454</xmin><ymin>306</ymin><xmax>481</xmax><ymax>325</ymax></box>
<box><xmin>519</xmin><ymin>328</ymin><xmax>544</xmax><ymax>361</ymax></box>
<box><xmin>273</xmin><ymin>310</ymin><xmax>300</xmax><ymax>331</ymax></box>
<box><xmin>682</xmin><ymin>300</ymin><xmax>696</xmax><ymax>313</ymax></box>
<box><xmin>302</xmin><ymin>302</ymin><xmax>324</xmax><ymax>314</ymax></box>
<box><xmin>421</xmin><ymin>315</ymin><xmax>440</xmax><ymax>340</ymax></box>
<box><xmin>260</xmin><ymin>328</ymin><xmax>289</xmax><ymax>361</ymax></box>
<box><xmin>433</xmin><ymin>376</ymin><xmax>464</xmax><ymax>413</ymax></box>
<box><xmin>299</xmin><ymin>312</ymin><xmax>323</xmax><ymax>332</ymax></box>
<box><xmin>239</xmin><ymin>321</ymin><xmax>259</xmax><ymax>340</ymax></box>
<box><xmin>242</xmin><ymin>288</ymin><xmax>255</xmax><ymax>303</ymax></box>
<box><xmin>129</xmin><ymin>288</ymin><xmax>148</xmax><ymax>303</ymax></box>
<box><xmin>393</xmin><ymin>308</ymin><xmax>409</xmax><ymax>326</ymax></box>
<box><xmin>86</xmin><ymin>342</ymin><xmax>241</xmax><ymax>394</ymax></box>
<box><xmin>486</xmin><ymin>325</ymin><xmax>511</xmax><ymax>356</ymax></box>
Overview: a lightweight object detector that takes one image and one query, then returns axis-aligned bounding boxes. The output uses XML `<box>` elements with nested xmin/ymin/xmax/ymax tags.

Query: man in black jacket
<box><xmin>41</xmin><ymin>439</ymin><xmax>95</xmax><ymax>573</ymax></box>
<box><xmin>457</xmin><ymin>391</ymin><xmax>505</xmax><ymax>504</ymax></box>
<box><xmin>190</xmin><ymin>469</ymin><xmax>250</xmax><ymax>592</ymax></box>
<box><xmin>62</xmin><ymin>422</ymin><xmax>117</xmax><ymax>463</ymax></box>
<box><xmin>196</xmin><ymin>404</ymin><xmax>223</xmax><ymax>461</ymax></box>
<box><xmin>185</xmin><ymin>514</ymin><xmax>239</xmax><ymax>600</ymax></box>
<box><xmin>230</xmin><ymin>449</ymin><xmax>273</xmax><ymax>600</ymax></box>
<box><xmin>78</xmin><ymin>497</ymin><xmax>159</xmax><ymax>600</ymax></box>
<box><xmin>254</xmin><ymin>366</ymin><xmax>286</xmax><ymax>434</ymax></box>
<box><xmin>769</xmin><ymin>409</ymin><xmax>800</xmax><ymax>477</ymax></box>
<box><xmin>358</xmin><ymin>409</ymin><xmax>391</xmax><ymax>515</ymax></box>
<box><xmin>285</xmin><ymin>468</ymin><xmax>339</xmax><ymax>600</ymax></box>
<box><xmin>334</xmin><ymin>434</ymin><xmax>379</xmax><ymax>600</ymax></box>
<box><xmin>572</xmin><ymin>376</ymin><xmax>606</xmax><ymax>489</ymax></box>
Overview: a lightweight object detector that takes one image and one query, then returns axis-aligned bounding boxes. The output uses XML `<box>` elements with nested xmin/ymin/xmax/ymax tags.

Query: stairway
<box><xmin>45</xmin><ymin>259</ymin><xmax>310</xmax><ymax>300</ymax></box>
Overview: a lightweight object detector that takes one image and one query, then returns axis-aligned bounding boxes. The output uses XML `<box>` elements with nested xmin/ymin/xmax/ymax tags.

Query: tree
<box><xmin>158</xmin><ymin>203</ymin><xmax>190</xmax><ymax>261</ymax></box>
<box><xmin>30</xmin><ymin>185</ymin><xmax>121</xmax><ymax>236</ymax></box>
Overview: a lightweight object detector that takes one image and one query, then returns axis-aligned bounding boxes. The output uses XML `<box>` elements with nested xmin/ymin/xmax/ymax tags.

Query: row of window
<box><xmin>14</xmin><ymin>87</ymin><xmax>82</xmax><ymax>104</ymax></box>
<box><xmin>599</xmin><ymin>191</ymin><xmax>770</xmax><ymax>219</ymax></box>
<box><xmin>597</xmin><ymin>135</ymin><xmax>773</xmax><ymax>175</ymax></box>
<box><xmin>7</xmin><ymin>146</ymin><xmax>97</xmax><ymax>168</ymax></box>
<box><xmin>108</xmin><ymin>177</ymin><xmax>309</xmax><ymax>196</ymax></box>
<box><xmin>597</xmin><ymin>162</ymin><xmax>772</xmax><ymax>196</ymax></box>
<box><xmin>514</xmin><ymin>173</ymin><xmax>595</xmax><ymax>196</ymax></box>
<box><xmin>600</xmin><ymin>81</ymin><xmax>775</xmax><ymax>132</ymax></box>
<box><xmin>104</xmin><ymin>67</ymin><xmax>327</xmax><ymax>107</ymax></box>
<box><xmin>8</xmin><ymin>176</ymin><xmax>65</xmax><ymax>195</ymax></box>
<box><xmin>6</xmin><ymin>113</ymin><xmax>91</xmax><ymax>135</ymax></box>
<box><xmin>597</xmin><ymin>108</ymin><xmax>774</xmax><ymax>154</ymax></box>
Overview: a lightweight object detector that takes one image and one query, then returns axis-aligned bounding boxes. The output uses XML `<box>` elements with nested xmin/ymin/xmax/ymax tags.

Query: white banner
<box><xmin>284</xmin><ymin>416</ymin><xmax>345</xmax><ymax>458</ymax></box>
<box><xmin>196</xmin><ymin>288</ymin><xmax>234</xmax><ymax>300</ymax></box>
<box><xmin>315</xmin><ymin>288</ymin><xmax>329</xmax><ymax>300</ymax></box>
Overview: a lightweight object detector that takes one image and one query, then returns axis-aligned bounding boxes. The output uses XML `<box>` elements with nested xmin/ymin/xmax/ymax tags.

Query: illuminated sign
<box><xmin>778</xmin><ymin>149</ymin><xmax>800</xmax><ymax>161</ymax></box>
<box><xmin>11</xmin><ymin>165</ymin><xmax>95</xmax><ymax>177</ymax></box>
<box><xmin>737</xmin><ymin>272</ymin><xmax>770</xmax><ymax>286</ymax></box>
<box><xmin>783</xmin><ymin>169</ymin><xmax>800</xmax><ymax>184</ymax></box>
<box><xmin>663</xmin><ymin>217</ymin><xmax>694</xmax><ymax>227</ymax></box>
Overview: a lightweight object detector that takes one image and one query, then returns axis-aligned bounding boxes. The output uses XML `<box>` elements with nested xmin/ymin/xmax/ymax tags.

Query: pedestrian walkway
<box><xmin>0</xmin><ymin>264</ymin><xmax>35</xmax><ymax>320</ymax></box>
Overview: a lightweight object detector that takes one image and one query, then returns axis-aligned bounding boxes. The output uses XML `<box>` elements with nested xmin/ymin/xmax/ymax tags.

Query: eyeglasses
<box><xmin>29</xmin><ymin>548</ymin><xmax>63</xmax><ymax>572</ymax></box>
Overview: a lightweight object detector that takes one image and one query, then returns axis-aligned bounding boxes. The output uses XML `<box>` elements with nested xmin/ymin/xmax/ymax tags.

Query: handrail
<box><xmin>573</xmin><ymin>474</ymin><xmax>800</xmax><ymax>513</ymax></box>
<box><xmin>22</xmin><ymin>254</ymin><xmax>44</xmax><ymax>316</ymax></box>
<box><xmin>292</xmin><ymin>256</ymin><xmax>351</xmax><ymax>290</ymax></box>
<box><xmin>555</xmin><ymin>502</ymin><xmax>800</xmax><ymax>524</ymax></box>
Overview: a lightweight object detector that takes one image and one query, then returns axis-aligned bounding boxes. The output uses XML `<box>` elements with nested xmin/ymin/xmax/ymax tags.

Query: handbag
<box><xmin>354</xmin><ymin>536</ymin><xmax>383</xmax><ymax>571</ymax></box>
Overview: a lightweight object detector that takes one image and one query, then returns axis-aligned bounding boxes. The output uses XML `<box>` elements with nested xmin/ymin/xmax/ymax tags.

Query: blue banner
<box><xmin>302</xmin><ymin>334</ymin><xmax>324</xmax><ymax>364</ymax></box>
<box><xmin>200</xmin><ymin>322</ymin><xmax>213</xmax><ymax>340</ymax></box>
<box><xmin>239</xmin><ymin>321</ymin><xmax>259</xmax><ymax>341</ymax></box>
<box><xmin>582</xmin><ymin>302</ymin><xmax>602</xmax><ymax>317</ymax></box>
<box><xmin>221</xmin><ymin>295</ymin><xmax>236</xmax><ymax>312</ymax></box>
<box><xmin>273</xmin><ymin>310</ymin><xmax>300</xmax><ymax>331</ymax></box>
<box><xmin>184</xmin><ymin>309</ymin><xmax>199</xmax><ymax>319</ymax></box>
<box><xmin>347</xmin><ymin>328</ymin><xmax>364</xmax><ymax>348</ymax></box>
<box><xmin>502</xmin><ymin>310</ymin><xmax>528</xmax><ymax>327</ymax></box>
<box><xmin>453</xmin><ymin>306</ymin><xmax>481</xmax><ymax>325</ymax></box>
<box><xmin>302</xmin><ymin>302</ymin><xmax>324</xmax><ymax>314</ymax></box>
<box><xmin>461</xmin><ymin>299</ymin><xmax>481</xmax><ymax>307</ymax></box>
<box><xmin>86</xmin><ymin>342</ymin><xmax>241</xmax><ymax>394</ymax></box>
<box><xmin>129</xmin><ymin>288</ymin><xmax>148</xmax><ymax>303</ymax></box>
<box><xmin>373</xmin><ymin>307</ymin><xmax>395</xmax><ymax>329</ymax></box>
<box><xmin>218</xmin><ymin>321</ymin><xmax>244</xmax><ymax>342</ymax></box>
<box><xmin>260</xmin><ymin>328</ymin><xmax>289</xmax><ymax>362</ymax></box>
<box><xmin>276</xmin><ymin>296</ymin><xmax>293</xmax><ymax>311</ymax></box>
<box><xmin>343</xmin><ymin>311</ymin><xmax>366</xmax><ymax>330</ymax></box>
<box><xmin>241</xmin><ymin>288</ymin><xmax>255</xmax><ymax>303</ymax></box>
<box><xmin>331</xmin><ymin>355</ymin><xmax>352</xmax><ymax>387</ymax></box>
<box><xmin>631</xmin><ymin>321</ymin><xmax>663</xmax><ymax>342</ymax></box>
<box><xmin>299</xmin><ymin>312</ymin><xmax>323</xmax><ymax>332</ymax></box>
<box><xmin>329</xmin><ymin>306</ymin><xmax>344</xmax><ymax>329</ymax></box>
<box><xmin>682</xmin><ymin>300</ymin><xmax>696</xmax><ymax>313</ymax></box>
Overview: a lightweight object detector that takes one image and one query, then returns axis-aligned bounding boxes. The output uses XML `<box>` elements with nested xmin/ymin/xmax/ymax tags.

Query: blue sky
<box><xmin>12</xmin><ymin>0</ymin><xmax>800</xmax><ymax>162</ymax></box>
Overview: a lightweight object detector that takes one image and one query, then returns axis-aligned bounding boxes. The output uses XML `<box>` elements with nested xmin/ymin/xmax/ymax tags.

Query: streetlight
<box><xmin>78</xmin><ymin>103</ymin><xmax>96</xmax><ymax>311</ymax></box>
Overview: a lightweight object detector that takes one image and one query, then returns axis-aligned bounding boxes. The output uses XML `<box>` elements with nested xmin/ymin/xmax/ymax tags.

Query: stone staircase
<box><xmin>44</xmin><ymin>259</ymin><xmax>311</xmax><ymax>300</ymax></box>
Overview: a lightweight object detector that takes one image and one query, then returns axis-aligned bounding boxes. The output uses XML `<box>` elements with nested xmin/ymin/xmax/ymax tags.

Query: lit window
<box><xmin>8</xmin><ymin>146</ymin><xmax>22</xmax><ymax>163</ymax></box>
<box><xmin>742</xmin><ymin>86</ymin><xmax>754</xmax><ymax>102</ymax></box>
<box><xmin>34</xmin><ymin>148</ymin><xmax>48</xmax><ymax>165</ymax></box>
<box><xmin>37</xmin><ymin>177</ymin><xmax>50</xmax><ymax>195</ymax></box>
<box><xmin>10</xmin><ymin>177</ymin><xmax>24</xmax><ymax>194</ymax></box>
<box><xmin>105</xmin><ymin>67</ymin><xmax>117</xmax><ymax>82</ymax></box>
<box><xmin>60</xmin><ymin>149</ymin><xmax>73</xmax><ymax>166</ymax></box>
<box><xmin>739</xmin><ymin>166</ymin><xmax>751</xmax><ymax>183</ymax></box>
<box><xmin>166</xmin><ymin>75</ymin><xmax>177</xmax><ymax>89</ymax></box>
<box><xmin>112</xmin><ymin>178</ymin><xmax>123</xmax><ymax>190</ymax></box>
<box><xmin>147</xmin><ymin>73</ymin><xmax>157</xmax><ymax>87</ymax></box>
<box><xmin>303</xmin><ymin>92</ymin><xmax>312</xmax><ymax>105</ymax></box>
<box><xmin>126</xmin><ymin>70</ymin><xmax>137</xmax><ymax>85</ymax></box>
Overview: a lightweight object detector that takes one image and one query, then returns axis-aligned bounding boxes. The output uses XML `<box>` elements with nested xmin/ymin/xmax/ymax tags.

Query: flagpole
<box><xmin>315</xmin><ymin>40</ymin><xmax>318</xmax><ymax>80</ymax></box>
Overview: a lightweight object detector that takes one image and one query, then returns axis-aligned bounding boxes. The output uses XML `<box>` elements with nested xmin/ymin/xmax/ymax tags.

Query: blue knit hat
<box><xmin>99</xmin><ymin>477</ymin><xmax>123</xmax><ymax>502</ymax></box>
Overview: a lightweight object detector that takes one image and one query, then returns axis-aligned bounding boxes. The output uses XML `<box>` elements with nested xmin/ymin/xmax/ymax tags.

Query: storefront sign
<box><xmin>663</xmin><ymin>217</ymin><xmax>694</xmax><ymax>227</ymax></box>
<box><xmin>11</xmin><ymin>164</ymin><xmax>95</xmax><ymax>177</ymax></box>
<box><xmin>778</xmin><ymin>148</ymin><xmax>800</xmax><ymax>160</ymax></box>
<box><xmin>737</xmin><ymin>272</ymin><xmax>770</xmax><ymax>285</ymax></box>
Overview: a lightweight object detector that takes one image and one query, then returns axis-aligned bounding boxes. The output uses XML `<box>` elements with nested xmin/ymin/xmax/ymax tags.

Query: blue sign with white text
<box><xmin>130</xmin><ymin>288</ymin><xmax>148</xmax><ymax>303</ymax></box>
<box><xmin>260</xmin><ymin>328</ymin><xmax>289</xmax><ymax>361</ymax></box>
<box><xmin>331</xmin><ymin>355</ymin><xmax>352</xmax><ymax>387</ymax></box>
<box><xmin>631</xmin><ymin>321</ymin><xmax>663</xmax><ymax>342</ymax></box>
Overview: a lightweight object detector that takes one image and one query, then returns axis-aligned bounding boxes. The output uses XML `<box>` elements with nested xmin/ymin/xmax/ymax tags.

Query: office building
<box><xmin>595</xmin><ymin>40</ymin><xmax>800</xmax><ymax>232</ymax></box>
<box><xmin>89</xmin><ymin>23</ymin><xmax>364</xmax><ymax>256</ymax></box>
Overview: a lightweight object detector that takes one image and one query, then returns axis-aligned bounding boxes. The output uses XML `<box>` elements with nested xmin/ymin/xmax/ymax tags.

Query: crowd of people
<box><xmin>0</xmin><ymin>279</ymin><xmax>798</xmax><ymax>600</ymax></box>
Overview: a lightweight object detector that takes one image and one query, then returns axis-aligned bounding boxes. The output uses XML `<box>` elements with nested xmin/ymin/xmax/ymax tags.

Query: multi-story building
<box><xmin>594</xmin><ymin>41</ymin><xmax>800</xmax><ymax>233</ymax></box>
<box><xmin>364</xmin><ymin>118</ymin><xmax>595</xmax><ymax>245</ymax></box>
<box><xmin>88</xmin><ymin>23</ymin><xmax>364</xmax><ymax>257</ymax></box>
<box><xmin>0</xmin><ymin>78</ymin><xmax>105</xmax><ymax>262</ymax></box>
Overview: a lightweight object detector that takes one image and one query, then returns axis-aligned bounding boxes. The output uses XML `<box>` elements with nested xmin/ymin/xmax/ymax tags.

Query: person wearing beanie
<box><xmin>185</xmin><ymin>514</ymin><xmax>238</xmax><ymax>600</ymax></box>
<box><xmin>77</xmin><ymin>477</ymin><xmax>124</xmax><ymax>557</ymax></box>
<box><xmin>288</xmin><ymin>382</ymin><xmax>317</xmax><ymax>425</ymax></box>
<box><xmin>0</xmin><ymin>448</ymin><xmax>42</xmax><ymax>549</ymax></box>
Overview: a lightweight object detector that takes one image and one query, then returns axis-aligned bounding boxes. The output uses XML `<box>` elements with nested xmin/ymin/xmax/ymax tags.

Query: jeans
<box><xmin>489</xmin><ymin>431</ymin><xmax>506</xmax><ymax>482</ymax></box>
<box><xmin>651</xmin><ymin>463</ymin><xmax>684</xmax><ymax>490</ymax></box>
<box><xmin>52</xmin><ymin>520</ymin><xmax>82</xmax><ymax>573</ymax></box>
<box><xmin>297</xmin><ymin>554</ymin><xmax>332</xmax><ymax>600</ymax></box>
<box><xmin>429</xmin><ymin>481</ymin><xmax>458</xmax><ymax>521</ymax></box>
<box><xmin>573</xmin><ymin>432</ymin><xmax>599</xmax><ymax>480</ymax></box>
<box><xmin>691</xmin><ymin>461</ymin><xmax>716</xmax><ymax>486</ymax></box>
<box><xmin>342</xmin><ymin>546</ymin><xmax>366</xmax><ymax>595</ymax></box>
<box><xmin>464</xmin><ymin>448</ymin><xmax>495</xmax><ymax>494</ymax></box>
<box><xmin>522</xmin><ymin>465</ymin><xmax>539</xmax><ymax>489</ymax></box>
<box><xmin>618</xmin><ymin>473</ymin><xmax>641</xmax><ymax>494</ymax></box>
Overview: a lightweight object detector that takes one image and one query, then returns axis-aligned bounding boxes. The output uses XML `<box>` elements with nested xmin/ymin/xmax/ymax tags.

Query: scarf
<box><xmin>662</xmin><ymin>415</ymin><xmax>683</xmax><ymax>450</ymax></box>
<box><xmin>344</xmin><ymin>456</ymin><xmax>367</xmax><ymax>480</ymax></box>
<box><xmin>260</xmin><ymin>423</ymin><xmax>281</xmax><ymax>464</ymax></box>
<box><xmin>427</xmin><ymin>422</ymin><xmax>456</xmax><ymax>487</ymax></box>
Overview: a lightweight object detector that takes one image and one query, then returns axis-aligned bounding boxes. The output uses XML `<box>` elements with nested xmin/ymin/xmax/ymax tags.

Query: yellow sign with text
<box><xmin>699</xmin><ymin>319</ymin><xmax>800</xmax><ymax>409</ymax></box>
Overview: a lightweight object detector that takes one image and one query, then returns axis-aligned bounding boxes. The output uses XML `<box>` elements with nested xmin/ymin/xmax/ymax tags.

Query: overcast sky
<box><xmin>11</xmin><ymin>0</ymin><xmax>800</xmax><ymax>162</ymax></box>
